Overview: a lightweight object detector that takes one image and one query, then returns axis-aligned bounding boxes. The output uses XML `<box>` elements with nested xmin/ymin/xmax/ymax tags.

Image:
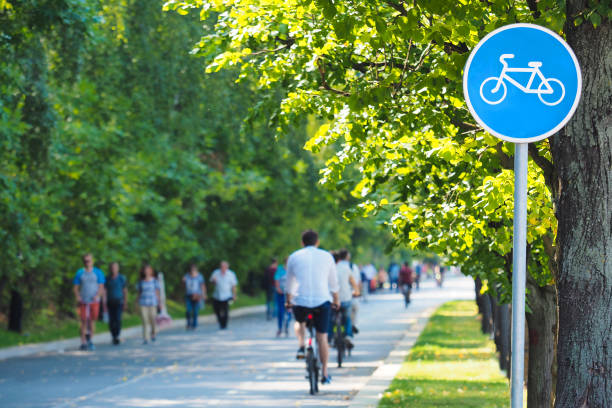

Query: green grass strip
<box><xmin>379</xmin><ymin>300</ymin><xmax>510</xmax><ymax>407</ymax></box>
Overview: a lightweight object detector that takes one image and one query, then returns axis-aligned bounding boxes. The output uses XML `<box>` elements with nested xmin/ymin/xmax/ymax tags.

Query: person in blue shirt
<box><xmin>183</xmin><ymin>264</ymin><xmax>207</xmax><ymax>330</ymax></box>
<box><xmin>73</xmin><ymin>253</ymin><xmax>105</xmax><ymax>351</ymax></box>
<box><xmin>274</xmin><ymin>259</ymin><xmax>292</xmax><ymax>337</ymax></box>
<box><xmin>138</xmin><ymin>264</ymin><xmax>160</xmax><ymax>344</ymax></box>
<box><xmin>105</xmin><ymin>262</ymin><xmax>127</xmax><ymax>345</ymax></box>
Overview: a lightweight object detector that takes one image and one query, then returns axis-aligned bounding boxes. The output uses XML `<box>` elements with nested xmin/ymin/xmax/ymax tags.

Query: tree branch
<box><xmin>351</xmin><ymin>60</ymin><xmax>387</xmax><ymax>73</ymax></box>
<box><xmin>495</xmin><ymin>143</ymin><xmax>514</xmax><ymax>170</ymax></box>
<box><xmin>248</xmin><ymin>44</ymin><xmax>290</xmax><ymax>57</ymax></box>
<box><xmin>526</xmin><ymin>0</ymin><xmax>541</xmax><ymax>19</ymax></box>
<box><xmin>316</xmin><ymin>58</ymin><xmax>351</xmax><ymax>97</ymax></box>
<box><xmin>449</xmin><ymin>117</ymin><xmax>480</xmax><ymax>133</ymax></box>
<box><xmin>443</xmin><ymin>41</ymin><xmax>469</xmax><ymax>54</ymax></box>
<box><xmin>384</xmin><ymin>0</ymin><xmax>408</xmax><ymax>16</ymax></box>
<box><xmin>528</xmin><ymin>143</ymin><xmax>558</xmax><ymax>199</ymax></box>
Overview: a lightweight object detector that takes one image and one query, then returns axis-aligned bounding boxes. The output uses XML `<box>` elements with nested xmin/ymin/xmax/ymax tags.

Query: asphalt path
<box><xmin>0</xmin><ymin>275</ymin><xmax>474</xmax><ymax>408</ymax></box>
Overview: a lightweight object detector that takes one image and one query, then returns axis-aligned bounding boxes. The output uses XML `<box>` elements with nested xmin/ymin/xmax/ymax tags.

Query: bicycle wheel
<box><xmin>538</xmin><ymin>78</ymin><xmax>565</xmax><ymax>106</ymax></box>
<box><xmin>314</xmin><ymin>358</ymin><xmax>319</xmax><ymax>392</ymax></box>
<box><xmin>306</xmin><ymin>348</ymin><xmax>317</xmax><ymax>394</ymax></box>
<box><xmin>336</xmin><ymin>329</ymin><xmax>344</xmax><ymax>368</ymax></box>
<box><xmin>479</xmin><ymin>77</ymin><xmax>507</xmax><ymax>105</ymax></box>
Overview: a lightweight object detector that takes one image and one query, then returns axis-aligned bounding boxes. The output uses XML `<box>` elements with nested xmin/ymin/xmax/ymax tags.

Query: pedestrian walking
<box><xmin>274</xmin><ymin>258</ymin><xmax>292</xmax><ymax>337</ymax></box>
<box><xmin>265</xmin><ymin>259</ymin><xmax>278</xmax><ymax>320</ymax></box>
<box><xmin>414</xmin><ymin>263</ymin><xmax>422</xmax><ymax>290</ymax></box>
<box><xmin>137</xmin><ymin>264</ymin><xmax>160</xmax><ymax>344</ymax></box>
<box><xmin>388</xmin><ymin>261</ymin><xmax>400</xmax><ymax>292</ymax></box>
<box><xmin>377</xmin><ymin>267</ymin><xmax>388</xmax><ymax>289</ymax></box>
<box><xmin>362</xmin><ymin>263</ymin><xmax>377</xmax><ymax>294</ymax></box>
<box><xmin>105</xmin><ymin>262</ymin><xmax>127</xmax><ymax>345</ymax></box>
<box><xmin>73</xmin><ymin>253</ymin><xmax>105</xmax><ymax>351</ymax></box>
<box><xmin>359</xmin><ymin>265</ymin><xmax>368</xmax><ymax>303</ymax></box>
<box><xmin>183</xmin><ymin>264</ymin><xmax>207</xmax><ymax>330</ymax></box>
<box><xmin>349</xmin><ymin>255</ymin><xmax>361</xmax><ymax>334</ymax></box>
<box><xmin>210</xmin><ymin>261</ymin><xmax>238</xmax><ymax>329</ymax></box>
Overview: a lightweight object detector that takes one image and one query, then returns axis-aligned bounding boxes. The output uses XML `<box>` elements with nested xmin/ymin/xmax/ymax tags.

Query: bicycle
<box><xmin>400</xmin><ymin>284</ymin><xmax>412</xmax><ymax>308</ymax></box>
<box><xmin>479</xmin><ymin>54</ymin><xmax>565</xmax><ymax>106</ymax></box>
<box><xmin>304</xmin><ymin>313</ymin><xmax>319</xmax><ymax>395</ymax></box>
<box><xmin>332</xmin><ymin>307</ymin><xmax>347</xmax><ymax>368</ymax></box>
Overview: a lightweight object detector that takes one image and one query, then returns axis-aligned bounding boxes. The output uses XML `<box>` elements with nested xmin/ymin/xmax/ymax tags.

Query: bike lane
<box><xmin>0</xmin><ymin>276</ymin><xmax>474</xmax><ymax>408</ymax></box>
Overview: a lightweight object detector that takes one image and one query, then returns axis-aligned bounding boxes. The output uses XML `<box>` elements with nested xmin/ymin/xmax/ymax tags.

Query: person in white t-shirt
<box><xmin>286</xmin><ymin>230</ymin><xmax>339</xmax><ymax>385</ymax></box>
<box><xmin>210</xmin><ymin>261</ymin><xmax>238</xmax><ymax>329</ymax></box>
<box><xmin>331</xmin><ymin>249</ymin><xmax>360</xmax><ymax>348</ymax></box>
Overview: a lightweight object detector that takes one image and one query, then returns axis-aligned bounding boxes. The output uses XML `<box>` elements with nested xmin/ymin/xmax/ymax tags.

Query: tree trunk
<box><xmin>8</xmin><ymin>290</ymin><xmax>23</xmax><ymax>333</ymax></box>
<box><xmin>498</xmin><ymin>301</ymin><xmax>511</xmax><ymax>377</ymax></box>
<box><xmin>492</xmin><ymin>295</ymin><xmax>511</xmax><ymax>376</ymax></box>
<box><xmin>526</xmin><ymin>281</ymin><xmax>557</xmax><ymax>408</ymax></box>
<box><xmin>475</xmin><ymin>277</ymin><xmax>495</xmax><ymax>335</ymax></box>
<box><xmin>481</xmin><ymin>292</ymin><xmax>494</xmax><ymax>335</ymax></box>
<box><xmin>475</xmin><ymin>277</ymin><xmax>483</xmax><ymax>313</ymax></box>
<box><xmin>550</xmin><ymin>9</ymin><xmax>612</xmax><ymax>407</ymax></box>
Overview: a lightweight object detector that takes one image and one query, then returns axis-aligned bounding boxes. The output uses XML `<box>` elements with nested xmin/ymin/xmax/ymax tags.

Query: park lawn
<box><xmin>0</xmin><ymin>292</ymin><xmax>265</xmax><ymax>349</ymax></box>
<box><xmin>379</xmin><ymin>300</ymin><xmax>510</xmax><ymax>408</ymax></box>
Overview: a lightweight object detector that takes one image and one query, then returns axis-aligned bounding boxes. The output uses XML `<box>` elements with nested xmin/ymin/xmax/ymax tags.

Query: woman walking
<box><xmin>138</xmin><ymin>264</ymin><xmax>160</xmax><ymax>344</ymax></box>
<box><xmin>183</xmin><ymin>263</ymin><xmax>207</xmax><ymax>330</ymax></box>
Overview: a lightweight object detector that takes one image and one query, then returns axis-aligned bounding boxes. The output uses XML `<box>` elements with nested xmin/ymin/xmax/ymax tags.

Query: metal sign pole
<box><xmin>511</xmin><ymin>143</ymin><xmax>528</xmax><ymax>408</ymax></box>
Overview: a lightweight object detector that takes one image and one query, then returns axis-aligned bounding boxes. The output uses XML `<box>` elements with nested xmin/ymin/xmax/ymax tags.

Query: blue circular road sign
<box><xmin>463</xmin><ymin>23</ymin><xmax>581</xmax><ymax>143</ymax></box>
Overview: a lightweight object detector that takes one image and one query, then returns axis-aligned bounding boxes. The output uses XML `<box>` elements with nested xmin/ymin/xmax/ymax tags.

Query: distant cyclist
<box><xmin>286</xmin><ymin>230</ymin><xmax>340</xmax><ymax>385</ymax></box>
<box><xmin>399</xmin><ymin>262</ymin><xmax>414</xmax><ymax>307</ymax></box>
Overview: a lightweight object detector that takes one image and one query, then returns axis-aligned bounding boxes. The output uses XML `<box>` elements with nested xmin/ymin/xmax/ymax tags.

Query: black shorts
<box><xmin>293</xmin><ymin>302</ymin><xmax>331</xmax><ymax>334</ymax></box>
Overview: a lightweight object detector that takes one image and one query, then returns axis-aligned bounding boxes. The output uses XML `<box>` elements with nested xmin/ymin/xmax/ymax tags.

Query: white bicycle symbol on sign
<box><xmin>479</xmin><ymin>54</ymin><xmax>565</xmax><ymax>106</ymax></box>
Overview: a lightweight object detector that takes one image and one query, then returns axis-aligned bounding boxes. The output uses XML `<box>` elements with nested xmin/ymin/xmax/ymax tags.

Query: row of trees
<box><xmin>165</xmin><ymin>0</ymin><xmax>611</xmax><ymax>406</ymax></box>
<box><xmin>0</xmin><ymin>1</ymin><xmax>391</xmax><ymax>329</ymax></box>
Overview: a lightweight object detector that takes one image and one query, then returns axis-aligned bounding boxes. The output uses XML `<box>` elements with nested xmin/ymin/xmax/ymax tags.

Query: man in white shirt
<box><xmin>286</xmin><ymin>230</ymin><xmax>340</xmax><ymax>385</ymax></box>
<box><xmin>210</xmin><ymin>261</ymin><xmax>238</xmax><ymax>329</ymax></box>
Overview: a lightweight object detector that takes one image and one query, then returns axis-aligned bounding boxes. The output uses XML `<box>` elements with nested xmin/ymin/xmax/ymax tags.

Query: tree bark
<box><xmin>475</xmin><ymin>277</ymin><xmax>495</xmax><ymax>335</ymax></box>
<box><xmin>8</xmin><ymin>290</ymin><xmax>23</xmax><ymax>333</ymax></box>
<box><xmin>498</xmin><ymin>301</ymin><xmax>511</xmax><ymax>377</ymax></box>
<box><xmin>475</xmin><ymin>277</ymin><xmax>483</xmax><ymax>313</ymax></box>
<box><xmin>492</xmin><ymin>294</ymin><xmax>511</xmax><ymax>376</ymax></box>
<box><xmin>481</xmin><ymin>292</ymin><xmax>494</xmax><ymax>335</ymax></box>
<box><xmin>526</xmin><ymin>280</ymin><xmax>557</xmax><ymax>408</ymax></box>
<box><xmin>550</xmin><ymin>9</ymin><xmax>612</xmax><ymax>407</ymax></box>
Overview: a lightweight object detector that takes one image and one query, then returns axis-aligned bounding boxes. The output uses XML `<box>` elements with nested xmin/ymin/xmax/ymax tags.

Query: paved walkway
<box><xmin>0</xmin><ymin>276</ymin><xmax>474</xmax><ymax>408</ymax></box>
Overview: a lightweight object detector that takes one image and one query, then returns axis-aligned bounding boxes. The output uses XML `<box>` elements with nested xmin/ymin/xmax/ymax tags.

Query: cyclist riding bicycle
<box><xmin>331</xmin><ymin>249</ymin><xmax>360</xmax><ymax>349</ymax></box>
<box><xmin>286</xmin><ymin>229</ymin><xmax>340</xmax><ymax>385</ymax></box>
<box><xmin>399</xmin><ymin>262</ymin><xmax>413</xmax><ymax>307</ymax></box>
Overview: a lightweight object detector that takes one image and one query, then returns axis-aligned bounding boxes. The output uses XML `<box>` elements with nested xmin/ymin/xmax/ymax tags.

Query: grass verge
<box><xmin>0</xmin><ymin>292</ymin><xmax>265</xmax><ymax>349</ymax></box>
<box><xmin>379</xmin><ymin>300</ymin><xmax>510</xmax><ymax>408</ymax></box>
